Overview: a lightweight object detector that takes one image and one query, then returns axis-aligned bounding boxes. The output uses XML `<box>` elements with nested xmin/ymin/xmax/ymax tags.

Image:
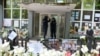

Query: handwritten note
<box><xmin>8</xmin><ymin>31</ymin><xmax>17</xmax><ymax>40</ymax></box>
<box><xmin>27</xmin><ymin>41</ymin><xmax>44</xmax><ymax>53</ymax></box>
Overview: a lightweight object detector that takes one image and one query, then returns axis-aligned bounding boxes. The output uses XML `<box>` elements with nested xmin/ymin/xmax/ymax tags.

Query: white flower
<box><xmin>81</xmin><ymin>45</ymin><xmax>88</xmax><ymax>53</ymax></box>
<box><xmin>39</xmin><ymin>48</ymin><xmax>67</xmax><ymax>56</ymax></box>
<box><xmin>23</xmin><ymin>53</ymin><xmax>28</xmax><ymax>56</ymax></box>
<box><xmin>80</xmin><ymin>36</ymin><xmax>85</xmax><ymax>39</ymax></box>
<box><xmin>13</xmin><ymin>46</ymin><xmax>19</xmax><ymax>49</ymax></box>
<box><xmin>91</xmin><ymin>49</ymin><xmax>99</xmax><ymax>54</ymax></box>
<box><xmin>85</xmin><ymin>53</ymin><xmax>91</xmax><ymax>56</ymax></box>
<box><xmin>13</xmin><ymin>46</ymin><xmax>25</xmax><ymax>56</ymax></box>
<box><xmin>0</xmin><ymin>42</ymin><xmax>10</xmax><ymax>56</ymax></box>
<box><xmin>1</xmin><ymin>42</ymin><xmax>10</xmax><ymax>52</ymax></box>
<box><xmin>96</xmin><ymin>45</ymin><xmax>100</xmax><ymax>50</ymax></box>
<box><xmin>23</xmin><ymin>52</ymin><xmax>35</xmax><ymax>56</ymax></box>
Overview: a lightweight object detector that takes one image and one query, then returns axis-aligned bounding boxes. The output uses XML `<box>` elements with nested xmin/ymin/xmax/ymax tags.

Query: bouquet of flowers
<box><xmin>39</xmin><ymin>49</ymin><xmax>66</xmax><ymax>56</ymax></box>
<box><xmin>2</xmin><ymin>31</ymin><xmax>8</xmax><ymax>38</ymax></box>
<box><xmin>13</xmin><ymin>46</ymin><xmax>25</xmax><ymax>56</ymax></box>
<box><xmin>0</xmin><ymin>42</ymin><xmax>10</xmax><ymax>56</ymax></box>
<box><xmin>19</xmin><ymin>29</ymin><xmax>28</xmax><ymax>39</ymax></box>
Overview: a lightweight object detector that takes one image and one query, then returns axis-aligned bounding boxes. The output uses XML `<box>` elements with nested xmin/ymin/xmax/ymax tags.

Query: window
<box><xmin>3</xmin><ymin>0</ymin><xmax>28</xmax><ymax>29</ymax></box>
<box><xmin>94</xmin><ymin>11</ymin><xmax>100</xmax><ymax>22</ymax></box>
<box><xmin>46</xmin><ymin>0</ymin><xmax>55</xmax><ymax>4</ymax></box>
<box><xmin>75</xmin><ymin>2</ymin><xmax>81</xmax><ymax>9</ymax></box>
<box><xmin>21</xmin><ymin>20</ymin><xmax>28</xmax><ymax>29</ymax></box>
<box><xmin>83</xmin><ymin>0</ymin><xmax>94</xmax><ymax>9</ymax></box>
<box><xmin>35</xmin><ymin>0</ymin><xmax>45</xmax><ymax>3</ymax></box>
<box><xmin>93</xmin><ymin>23</ymin><xmax>100</xmax><ymax>30</ymax></box>
<box><xmin>22</xmin><ymin>10</ymin><xmax>28</xmax><ymax>19</ymax></box>
<box><xmin>12</xmin><ymin>9</ymin><xmax>20</xmax><ymax>19</ymax></box>
<box><xmin>12</xmin><ymin>20</ymin><xmax>20</xmax><ymax>28</ymax></box>
<box><xmin>71</xmin><ymin>10</ymin><xmax>80</xmax><ymax>21</ymax></box>
<box><xmin>82</xmin><ymin>11</ymin><xmax>92</xmax><ymax>21</ymax></box>
<box><xmin>4</xmin><ymin>0</ymin><xmax>11</xmax><ymax>8</ymax></box>
<box><xmin>81</xmin><ymin>22</ymin><xmax>92</xmax><ymax>31</ymax></box>
<box><xmin>4</xmin><ymin>9</ymin><xmax>11</xmax><ymax>18</ymax></box>
<box><xmin>95</xmin><ymin>0</ymin><xmax>100</xmax><ymax>10</ymax></box>
<box><xmin>12</xmin><ymin>0</ymin><xmax>20</xmax><ymax>8</ymax></box>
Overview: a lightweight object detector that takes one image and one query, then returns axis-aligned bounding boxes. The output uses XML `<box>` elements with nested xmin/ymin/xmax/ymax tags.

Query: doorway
<box><xmin>37</xmin><ymin>13</ymin><xmax>65</xmax><ymax>39</ymax></box>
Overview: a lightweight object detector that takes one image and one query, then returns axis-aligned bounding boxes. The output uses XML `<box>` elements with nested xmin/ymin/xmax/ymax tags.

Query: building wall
<box><xmin>70</xmin><ymin>0</ymin><xmax>100</xmax><ymax>37</ymax></box>
<box><xmin>3</xmin><ymin>0</ymin><xmax>100</xmax><ymax>38</ymax></box>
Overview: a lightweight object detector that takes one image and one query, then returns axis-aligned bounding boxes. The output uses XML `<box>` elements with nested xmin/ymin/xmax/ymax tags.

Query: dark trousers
<box><xmin>51</xmin><ymin>30</ymin><xmax>56</xmax><ymax>39</ymax></box>
<box><xmin>80</xmin><ymin>50</ymin><xmax>83</xmax><ymax>56</ymax></box>
<box><xmin>43</xmin><ymin>27</ymin><xmax>48</xmax><ymax>39</ymax></box>
<box><xmin>87</xmin><ymin>39</ymin><xmax>96</xmax><ymax>53</ymax></box>
<box><xmin>7</xmin><ymin>37</ymin><xmax>18</xmax><ymax>50</ymax></box>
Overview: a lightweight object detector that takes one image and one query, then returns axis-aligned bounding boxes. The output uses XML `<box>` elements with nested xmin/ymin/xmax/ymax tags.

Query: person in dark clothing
<box><xmin>79</xmin><ymin>28</ymin><xmax>96</xmax><ymax>56</ymax></box>
<box><xmin>42</xmin><ymin>16</ymin><xmax>50</xmax><ymax>39</ymax></box>
<box><xmin>50</xmin><ymin>17</ymin><xmax>56</xmax><ymax>39</ymax></box>
<box><xmin>86</xmin><ymin>29</ymin><xmax>96</xmax><ymax>53</ymax></box>
<box><xmin>7</xmin><ymin>29</ymin><xmax>18</xmax><ymax>50</ymax></box>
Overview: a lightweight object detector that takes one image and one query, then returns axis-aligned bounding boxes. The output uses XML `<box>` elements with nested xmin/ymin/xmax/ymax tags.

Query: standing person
<box><xmin>7</xmin><ymin>29</ymin><xmax>18</xmax><ymax>50</ymax></box>
<box><xmin>50</xmin><ymin>17</ymin><xmax>56</xmax><ymax>39</ymax></box>
<box><xmin>42</xmin><ymin>16</ymin><xmax>50</xmax><ymax>39</ymax></box>
<box><xmin>86</xmin><ymin>28</ymin><xmax>96</xmax><ymax>53</ymax></box>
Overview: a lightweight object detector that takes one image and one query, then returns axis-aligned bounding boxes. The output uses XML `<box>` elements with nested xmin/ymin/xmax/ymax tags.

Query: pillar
<box><xmin>65</xmin><ymin>12</ymin><xmax>71</xmax><ymax>38</ymax></box>
<box><xmin>28</xmin><ymin>11</ymin><xmax>34</xmax><ymax>38</ymax></box>
<box><xmin>0</xmin><ymin>0</ymin><xmax>3</xmax><ymax>28</ymax></box>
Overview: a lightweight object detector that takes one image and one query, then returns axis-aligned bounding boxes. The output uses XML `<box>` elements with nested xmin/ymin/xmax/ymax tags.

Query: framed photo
<box><xmin>95</xmin><ymin>13</ymin><xmax>100</xmax><ymax>17</ymax></box>
<box><xmin>62</xmin><ymin>39</ymin><xmax>77</xmax><ymax>51</ymax></box>
<box><xmin>83</xmin><ymin>11</ymin><xmax>92</xmax><ymax>21</ymax></box>
<box><xmin>48</xmin><ymin>39</ymin><xmax>61</xmax><ymax>50</ymax></box>
<box><xmin>84</xmin><ymin>15</ymin><xmax>90</xmax><ymax>20</ymax></box>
